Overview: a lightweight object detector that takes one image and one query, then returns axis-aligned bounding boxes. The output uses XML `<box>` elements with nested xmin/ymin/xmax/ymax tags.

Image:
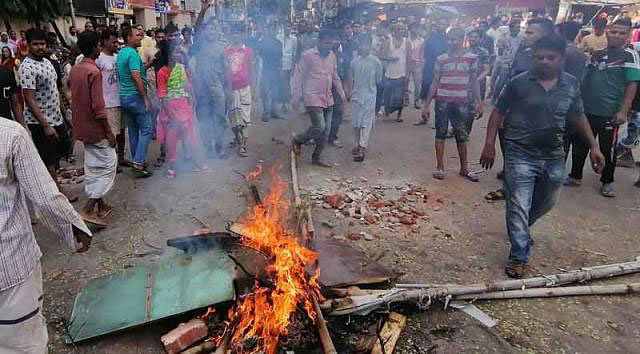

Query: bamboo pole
<box><xmin>326</xmin><ymin>259</ymin><xmax>640</xmax><ymax>316</ymax></box>
<box><xmin>455</xmin><ymin>283</ymin><xmax>640</xmax><ymax>300</ymax></box>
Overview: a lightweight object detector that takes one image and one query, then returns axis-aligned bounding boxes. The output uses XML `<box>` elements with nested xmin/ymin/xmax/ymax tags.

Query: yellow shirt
<box><xmin>579</xmin><ymin>33</ymin><xmax>607</xmax><ymax>53</ymax></box>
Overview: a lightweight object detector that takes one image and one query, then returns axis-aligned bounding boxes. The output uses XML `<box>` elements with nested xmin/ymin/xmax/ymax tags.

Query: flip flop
<box><xmin>485</xmin><ymin>189</ymin><xmax>505</xmax><ymax>201</ymax></box>
<box><xmin>412</xmin><ymin>120</ymin><xmax>427</xmax><ymax>126</ymax></box>
<box><xmin>166</xmin><ymin>169</ymin><xmax>177</xmax><ymax>180</ymax></box>
<box><xmin>132</xmin><ymin>168</ymin><xmax>153</xmax><ymax>178</ymax></box>
<box><xmin>462</xmin><ymin>171</ymin><xmax>480</xmax><ymax>182</ymax></box>
<box><xmin>432</xmin><ymin>170</ymin><xmax>446</xmax><ymax>180</ymax></box>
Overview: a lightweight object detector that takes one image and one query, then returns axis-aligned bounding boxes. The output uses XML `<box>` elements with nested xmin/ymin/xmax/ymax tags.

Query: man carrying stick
<box><xmin>480</xmin><ymin>35</ymin><xmax>605</xmax><ymax>278</ymax></box>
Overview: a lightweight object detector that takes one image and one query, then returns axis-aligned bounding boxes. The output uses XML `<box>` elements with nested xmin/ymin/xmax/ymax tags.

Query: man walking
<box><xmin>0</xmin><ymin>118</ymin><xmax>92</xmax><ymax>353</ymax></box>
<box><xmin>421</xmin><ymin>28</ymin><xmax>482</xmax><ymax>182</ymax></box>
<box><xmin>116</xmin><ymin>26</ymin><xmax>153</xmax><ymax>177</ymax></box>
<box><xmin>350</xmin><ymin>35</ymin><xmax>383</xmax><ymax>162</ymax></box>
<box><xmin>578</xmin><ymin>16</ymin><xmax>608</xmax><ymax>54</ymax></box>
<box><xmin>567</xmin><ymin>18</ymin><xmax>640</xmax><ymax>197</ymax></box>
<box><xmin>96</xmin><ymin>30</ymin><xmax>127</xmax><ymax>167</ymax></box>
<box><xmin>193</xmin><ymin>20</ymin><xmax>231</xmax><ymax>159</ymax></box>
<box><xmin>415</xmin><ymin>19</ymin><xmax>447</xmax><ymax>126</ymax></box>
<box><xmin>292</xmin><ymin>29</ymin><xmax>346</xmax><ymax>167</ymax></box>
<box><xmin>480</xmin><ymin>35</ymin><xmax>605</xmax><ymax>278</ymax></box>
<box><xmin>70</xmin><ymin>31</ymin><xmax>117</xmax><ymax>226</ymax></box>
<box><xmin>407</xmin><ymin>24</ymin><xmax>424</xmax><ymax>109</ymax></box>
<box><xmin>0</xmin><ymin>62</ymin><xmax>23</xmax><ymax>124</ymax></box>
<box><xmin>257</xmin><ymin>24</ymin><xmax>283</xmax><ymax>122</ymax></box>
<box><xmin>19</xmin><ymin>28</ymin><xmax>76</xmax><ymax>201</ymax></box>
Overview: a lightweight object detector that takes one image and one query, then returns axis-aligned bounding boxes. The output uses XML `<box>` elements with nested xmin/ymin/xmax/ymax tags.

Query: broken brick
<box><xmin>399</xmin><ymin>215</ymin><xmax>416</xmax><ymax>225</ymax></box>
<box><xmin>368</xmin><ymin>199</ymin><xmax>385</xmax><ymax>209</ymax></box>
<box><xmin>161</xmin><ymin>318</ymin><xmax>208</xmax><ymax>354</ymax></box>
<box><xmin>364</xmin><ymin>214</ymin><xmax>378</xmax><ymax>224</ymax></box>
<box><xmin>323</xmin><ymin>194</ymin><xmax>345</xmax><ymax>209</ymax></box>
<box><xmin>347</xmin><ymin>232</ymin><xmax>361</xmax><ymax>240</ymax></box>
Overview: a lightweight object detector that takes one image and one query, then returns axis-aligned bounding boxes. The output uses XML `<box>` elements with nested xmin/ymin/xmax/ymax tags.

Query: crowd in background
<box><xmin>1</xmin><ymin>4</ymin><xmax>640</xmax><ymax>274</ymax></box>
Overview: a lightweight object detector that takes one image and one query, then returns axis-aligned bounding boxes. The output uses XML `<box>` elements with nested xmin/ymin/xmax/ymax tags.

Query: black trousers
<box><xmin>569</xmin><ymin>114</ymin><xmax>618</xmax><ymax>184</ymax></box>
<box><xmin>328</xmin><ymin>93</ymin><xmax>343</xmax><ymax>143</ymax></box>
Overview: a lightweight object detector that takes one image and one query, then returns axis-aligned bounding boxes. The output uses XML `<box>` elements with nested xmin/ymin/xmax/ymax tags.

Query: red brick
<box><xmin>161</xmin><ymin>318</ymin><xmax>208</xmax><ymax>354</ymax></box>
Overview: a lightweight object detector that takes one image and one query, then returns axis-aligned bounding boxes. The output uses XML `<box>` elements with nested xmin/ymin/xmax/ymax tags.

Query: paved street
<box><xmin>41</xmin><ymin>102</ymin><xmax>640</xmax><ymax>353</ymax></box>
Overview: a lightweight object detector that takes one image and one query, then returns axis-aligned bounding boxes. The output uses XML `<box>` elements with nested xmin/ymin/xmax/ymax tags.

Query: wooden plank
<box><xmin>371</xmin><ymin>312</ymin><xmax>407</xmax><ymax>354</ymax></box>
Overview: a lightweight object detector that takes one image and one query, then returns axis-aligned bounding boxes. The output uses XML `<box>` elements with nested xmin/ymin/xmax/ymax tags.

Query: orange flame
<box><xmin>226</xmin><ymin>164</ymin><xmax>322</xmax><ymax>353</ymax></box>
<box><xmin>246</xmin><ymin>162</ymin><xmax>264</xmax><ymax>182</ymax></box>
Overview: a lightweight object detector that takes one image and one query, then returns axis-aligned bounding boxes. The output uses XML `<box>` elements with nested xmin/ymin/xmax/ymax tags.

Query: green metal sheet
<box><xmin>66</xmin><ymin>248</ymin><xmax>235</xmax><ymax>343</ymax></box>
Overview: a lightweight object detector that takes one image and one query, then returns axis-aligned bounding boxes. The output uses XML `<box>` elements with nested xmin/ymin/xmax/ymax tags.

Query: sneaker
<box><xmin>564</xmin><ymin>176</ymin><xmax>581</xmax><ymax>187</ymax></box>
<box><xmin>600</xmin><ymin>184</ymin><xmax>616</xmax><ymax>198</ymax></box>
<box><xmin>505</xmin><ymin>261</ymin><xmax>527</xmax><ymax>279</ymax></box>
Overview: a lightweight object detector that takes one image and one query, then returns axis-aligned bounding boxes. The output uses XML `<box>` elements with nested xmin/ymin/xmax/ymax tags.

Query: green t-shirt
<box><xmin>582</xmin><ymin>47</ymin><xmax>640</xmax><ymax>118</ymax></box>
<box><xmin>115</xmin><ymin>46</ymin><xmax>147</xmax><ymax>97</ymax></box>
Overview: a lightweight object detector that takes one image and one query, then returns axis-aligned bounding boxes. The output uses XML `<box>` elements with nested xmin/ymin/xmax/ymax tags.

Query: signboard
<box><xmin>156</xmin><ymin>0</ymin><xmax>171</xmax><ymax>13</ymax></box>
<box><xmin>107</xmin><ymin>0</ymin><xmax>134</xmax><ymax>15</ymax></box>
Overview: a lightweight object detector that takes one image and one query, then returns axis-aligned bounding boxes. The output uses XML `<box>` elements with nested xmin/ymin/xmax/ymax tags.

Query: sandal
<box><xmin>505</xmin><ymin>261</ymin><xmax>527</xmax><ymax>279</ymax></box>
<box><xmin>80</xmin><ymin>213</ymin><xmax>107</xmax><ymax>229</ymax></box>
<box><xmin>166</xmin><ymin>169</ymin><xmax>177</xmax><ymax>180</ymax></box>
<box><xmin>412</xmin><ymin>120</ymin><xmax>427</xmax><ymax>126</ymax></box>
<box><xmin>132</xmin><ymin>167</ymin><xmax>153</xmax><ymax>178</ymax></box>
<box><xmin>485</xmin><ymin>189</ymin><xmax>505</xmax><ymax>201</ymax></box>
<box><xmin>97</xmin><ymin>205</ymin><xmax>114</xmax><ymax>219</ymax></box>
<box><xmin>238</xmin><ymin>147</ymin><xmax>248</xmax><ymax>157</ymax></box>
<box><xmin>600</xmin><ymin>184</ymin><xmax>616</xmax><ymax>198</ymax></box>
<box><xmin>462</xmin><ymin>171</ymin><xmax>480</xmax><ymax>182</ymax></box>
<box><xmin>432</xmin><ymin>170</ymin><xmax>446</xmax><ymax>180</ymax></box>
<box><xmin>192</xmin><ymin>164</ymin><xmax>209</xmax><ymax>173</ymax></box>
<box><xmin>564</xmin><ymin>176</ymin><xmax>581</xmax><ymax>187</ymax></box>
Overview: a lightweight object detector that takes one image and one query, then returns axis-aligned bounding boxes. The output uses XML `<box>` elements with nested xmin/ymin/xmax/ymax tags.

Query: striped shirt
<box><xmin>0</xmin><ymin>118</ymin><xmax>91</xmax><ymax>291</ymax></box>
<box><xmin>433</xmin><ymin>51</ymin><xmax>479</xmax><ymax>103</ymax></box>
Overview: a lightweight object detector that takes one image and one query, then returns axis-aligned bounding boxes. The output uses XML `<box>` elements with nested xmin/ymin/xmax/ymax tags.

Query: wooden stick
<box><xmin>290</xmin><ymin>150</ymin><xmax>302</xmax><ymax>208</ymax></box>
<box><xmin>371</xmin><ymin>312</ymin><xmax>407</xmax><ymax>354</ymax></box>
<box><xmin>455</xmin><ymin>282</ymin><xmax>640</xmax><ymax>300</ymax></box>
<box><xmin>290</xmin><ymin>147</ymin><xmax>337</xmax><ymax>354</ymax></box>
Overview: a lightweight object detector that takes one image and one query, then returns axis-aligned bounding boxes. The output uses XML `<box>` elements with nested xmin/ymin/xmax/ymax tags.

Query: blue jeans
<box><xmin>617</xmin><ymin>110</ymin><xmax>640</xmax><ymax>152</ymax></box>
<box><xmin>121</xmin><ymin>95</ymin><xmax>152</xmax><ymax>165</ymax></box>
<box><xmin>504</xmin><ymin>149</ymin><xmax>565</xmax><ymax>264</ymax></box>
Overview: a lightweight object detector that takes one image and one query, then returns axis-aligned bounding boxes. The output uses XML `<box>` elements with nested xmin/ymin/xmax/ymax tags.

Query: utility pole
<box><xmin>69</xmin><ymin>0</ymin><xmax>77</xmax><ymax>28</ymax></box>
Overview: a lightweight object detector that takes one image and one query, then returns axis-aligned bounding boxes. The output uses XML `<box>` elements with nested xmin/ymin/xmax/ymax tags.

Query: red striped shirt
<box><xmin>434</xmin><ymin>52</ymin><xmax>478</xmax><ymax>103</ymax></box>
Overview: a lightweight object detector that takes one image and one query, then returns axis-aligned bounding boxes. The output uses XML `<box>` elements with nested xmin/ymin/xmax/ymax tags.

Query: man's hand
<box><xmin>480</xmin><ymin>143</ymin><xmax>496</xmax><ymax>170</ymax></box>
<box><xmin>474</xmin><ymin>101</ymin><xmax>483</xmax><ymax>119</ymax></box>
<box><xmin>43</xmin><ymin>125</ymin><xmax>59</xmax><ymax>140</ymax></box>
<box><xmin>201</xmin><ymin>0</ymin><xmax>212</xmax><ymax>7</ymax></box>
<box><xmin>421</xmin><ymin>104</ymin><xmax>430</xmax><ymax>122</ymax></box>
<box><xmin>73</xmin><ymin>227</ymin><xmax>92</xmax><ymax>253</ymax></box>
<box><xmin>589</xmin><ymin>147</ymin><xmax>606</xmax><ymax>174</ymax></box>
<box><xmin>611</xmin><ymin>110</ymin><xmax>628</xmax><ymax>126</ymax></box>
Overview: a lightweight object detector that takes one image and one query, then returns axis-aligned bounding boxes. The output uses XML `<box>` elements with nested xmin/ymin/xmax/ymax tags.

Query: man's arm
<box><xmin>130</xmin><ymin>70</ymin><xmax>150</xmax><ymax>110</ymax></box>
<box><xmin>612</xmin><ymin>82</ymin><xmax>637</xmax><ymax>125</ymax></box>
<box><xmin>332</xmin><ymin>55</ymin><xmax>346</xmax><ymax>102</ymax></box>
<box><xmin>479</xmin><ymin>108</ymin><xmax>504</xmax><ymax>169</ymax></box>
<box><xmin>194</xmin><ymin>0</ymin><xmax>212</xmax><ymax>32</ymax></box>
<box><xmin>420</xmin><ymin>69</ymin><xmax>440</xmax><ymax>119</ymax></box>
<box><xmin>90</xmin><ymin>70</ymin><xmax>114</xmax><ymax>146</ymax></box>
<box><xmin>11</xmin><ymin>92</ymin><xmax>24</xmax><ymax>126</ymax></box>
<box><xmin>13</xmin><ymin>129</ymin><xmax>92</xmax><ymax>251</ymax></box>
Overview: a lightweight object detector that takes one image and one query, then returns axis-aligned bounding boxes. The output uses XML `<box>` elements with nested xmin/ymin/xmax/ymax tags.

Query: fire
<box><xmin>225</xmin><ymin>164</ymin><xmax>322</xmax><ymax>353</ymax></box>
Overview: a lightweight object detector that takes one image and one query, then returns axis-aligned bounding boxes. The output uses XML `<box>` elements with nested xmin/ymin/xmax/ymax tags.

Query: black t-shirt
<box><xmin>0</xmin><ymin>66</ymin><xmax>17</xmax><ymax>120</ymax></box>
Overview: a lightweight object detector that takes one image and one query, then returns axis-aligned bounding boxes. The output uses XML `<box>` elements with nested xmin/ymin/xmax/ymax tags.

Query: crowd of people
<box><xmin>2</xmin><ymin>4</ymin><xmax>640</xmax><ymax>351</ymax></box>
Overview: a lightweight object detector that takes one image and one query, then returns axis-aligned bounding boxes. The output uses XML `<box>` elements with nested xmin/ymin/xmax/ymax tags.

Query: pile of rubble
<box><xmin>308</xmin><ymin>181</ymin><xmax>445</xmax><ymax>237</ymax></box>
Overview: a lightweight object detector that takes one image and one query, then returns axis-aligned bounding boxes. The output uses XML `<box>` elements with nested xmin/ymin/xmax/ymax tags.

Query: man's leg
<box><xmin>529</xmin><ymin>158</ymin><xmax>565</xmax><ymax>226</ymax></box>
<box><xmin>196</xmin><ymin>99</ymin><xmax>214</xmax><ymax>155</ymax></box>
<box><xmin>261</xmin><ymin>71</ymin><xmax>272</xmax><ymax>121</ymax></box>
<box><xmin>569</xmin><ymin>116</ymin><xmax>600</xmax><ymax>182</ymax></box>
<box><xmin>132</xmin><ymin>100</ymin><xmax>153</xmax><ymax>167</ymax></box>
<box><xmin>598</xmin><ymin>121</ymin><xmax>617</xmax><ymax>187</ymax></box>
<box><xmin>294</xmin><ymin>106</ymin><xmax>325</xmax><ymax>146</ymax></box>
<box><xmin>311</xmin><ymin>107</ymin><xmax>332</xmax><ymax>164</ymax></box>
<box><xmin>328</xmin><ymin>97</ymin><xmax>343</xmax><ymax>145</ymax></box>
<box><xmin>433</xmin><ymin>101</ymin><xmax>448</xmax><ymax>174</ymax></box>
<box><xmin>212</xmin><ymin>97</ymin><xmax>228</xmax><ymax>158</ymax></box>
<box><xmin>0</xmin><ymin>263</ymin><xmax>48</xmax><ymax>354</ymax></box>
<box><xmin>504</xmin><ymin>154</ymin><xmax>541</xmax><ymax>266</ymax></box>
